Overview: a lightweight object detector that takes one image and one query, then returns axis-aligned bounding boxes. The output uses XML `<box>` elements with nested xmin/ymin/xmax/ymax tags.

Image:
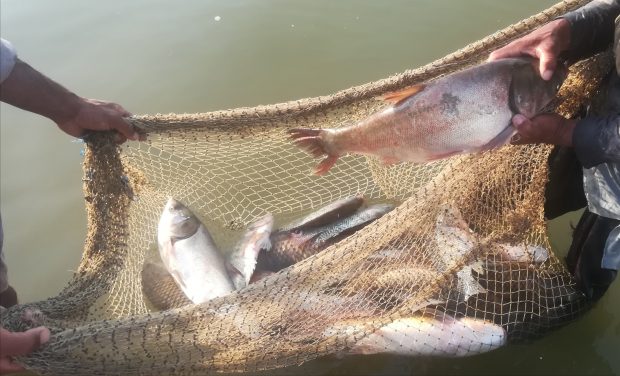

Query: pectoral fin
<box><xmin>379</xmin><ymin>84</ymin><xmax>426</xmax><ymax>106</ymax></box>
<box><xmin>477</xmin><ymin>125</ymin><xmax>516</xmax><ymax>152</ymax></box>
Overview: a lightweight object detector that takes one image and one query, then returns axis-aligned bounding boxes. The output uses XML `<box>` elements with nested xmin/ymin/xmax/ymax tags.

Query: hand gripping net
<box><xmin>0</xmin><ymin>1</ymin><xmax>614</xmax><ymax>374</ymax></box>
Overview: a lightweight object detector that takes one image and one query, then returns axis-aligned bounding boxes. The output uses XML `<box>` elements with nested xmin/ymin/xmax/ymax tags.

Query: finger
<box><xmin>110</xmin><ymin>103</ymin><xmax>132</xmax><ymax>118</ymax></box>
<box><xmin>113</xmin><ymin>133</ymin><xmax>128</xmax><ymax>144</ymax></box>
<box><xmin>1</xmin><ymin>327</ymin><xmax>50</xmax><ymax>357</ymax></box>
<box><xmin>512</xmin><ymin>114</ymin><xmax>530</xmax><ymax>129</ymax></box>
<box><xmin>111</xmin><ymin>117</ymin><xmax>139</xmax><ymax>141</ymax></box>
<box><xmin>487</xmin><ymin>41</ymin><xmax>526</xmax><ymax>62</ymax></box>
<box><xmin>510</xmin><ymin>114</ymin><xmax>533</xmax><ymax>144</ymax></box>
<box><xmin>537</xmin><ymin>48</ymin><xmax>557</xmax><ymax>81</ymax></box>
<box><xmin>0</xmin><ymin>356</ymin><xmax>25</xmax><ymax>373</ymax></box>
<box><xmin>488</xmin><ymin>48</ymin><xmax>513</xmax><ymax>62</ymax></box>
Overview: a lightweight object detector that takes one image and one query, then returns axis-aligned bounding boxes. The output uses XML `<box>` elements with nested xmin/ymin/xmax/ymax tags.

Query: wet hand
<box><xmin>488</xmin><ymin>19</ymin><xmax>571</xmax><ymax>80</ymax></box>
<box><xmin>510</xmin><ymin>113</ymin><xmax>576</xmax><ymax>147</ymax></box>
<box><xmin>0</xmin><ymin>326</ymin><xmax>50</xmax><ymax>374</ymax></box>
<box><xmin>56</xmin><ymin>98</ymin><xmax>144</xmax><ymax>144</ymax></box>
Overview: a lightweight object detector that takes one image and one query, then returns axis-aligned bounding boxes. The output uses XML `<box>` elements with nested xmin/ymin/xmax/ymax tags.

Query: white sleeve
<box><xmin>0</xmin><ymin>38</ymin><xmax>18</xmax><ymax>84</ymax></box>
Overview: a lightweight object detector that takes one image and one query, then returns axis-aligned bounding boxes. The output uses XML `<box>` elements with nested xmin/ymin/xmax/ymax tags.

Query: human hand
<box><xmin>0</xmin><ymin>326</ymin><xmax>50</xmax><ymax>374</ymax></box>
<box><xmin>510</xmin><ymin>113</ymin><xmax>576</xmax><ymax>146</ymax></box>
<box><xmin>55</xmin><ymin>98</ymin><xmax>144</xmax><ymax>144</ymax></box>
<box><xmin>488</xmin><ymin>19</ymin><xmax>571</xmax><ymax>80</ymax></box>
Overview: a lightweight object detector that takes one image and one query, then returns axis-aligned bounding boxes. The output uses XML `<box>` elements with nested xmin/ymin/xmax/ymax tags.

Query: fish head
<box><xmin>509</xmin><ymin>58</ymin><xmax>566</xmax><ymax>118</ymax></box>
<box><xmin>159</xmin><ymin>197</ymin><xmax>201</xmax><ymax>241</ymax></box>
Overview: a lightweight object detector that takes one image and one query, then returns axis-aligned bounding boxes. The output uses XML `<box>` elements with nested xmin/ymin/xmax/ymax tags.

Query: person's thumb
<box><xmin>3</xmin><ymin>327</ymin><xmax>50</xmax><ymax>357</ymax></box>
<box><xmin>538</xmin><ymin>49</ymin><xmax>557</xmax><ymax>81</ymax></box>
<box><xmin>512</xmin><ymin>114</ymin><xmax>530</xmax><ymax>129</ymax></box>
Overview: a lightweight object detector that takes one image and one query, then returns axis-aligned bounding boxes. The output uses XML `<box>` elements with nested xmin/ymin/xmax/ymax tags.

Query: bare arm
<box><xmin>0</xmin><ymin>59</ymin><xmax>141</xmax><ymax>143</ymax></box>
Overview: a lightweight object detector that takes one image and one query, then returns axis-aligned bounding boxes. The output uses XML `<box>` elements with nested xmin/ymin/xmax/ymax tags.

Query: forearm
<box><xmin>0</xmin><ymin>59</ymin><xmax>82</xmax><ymax>124</ymax></box>
<box><xmin>562</xmin><ymin>0</ymin><xmax>620</xmax><ymax>62</ymax></box>
<box><xmin>573</xmin><ymin>115</ymin><xmax>620</xmax><ymax>168</ymax></box>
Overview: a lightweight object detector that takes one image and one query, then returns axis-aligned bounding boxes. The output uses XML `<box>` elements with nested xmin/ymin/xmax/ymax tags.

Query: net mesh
<box><xmin>0</xmin><ymin>1</ymin><xmax>615</xmax><ymax>374</ymax></box>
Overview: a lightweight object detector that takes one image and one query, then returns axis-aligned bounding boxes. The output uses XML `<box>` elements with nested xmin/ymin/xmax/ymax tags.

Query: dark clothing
<box><xmin>572</xmin><ymin>113</ymin><xmax>620</xmax><ymax>169</ymax></box>
<box><xmin>544</xmin><ymin>147</ymin><xmax>587</xmax><ymax>219</ymax></box>
<box><xmin>563</xmin><ymin>0</ymin><xmax>620</xmax><ymax>172</ymax></box>
<box><xmin>566</xmin><ymin>210</ymin><xmax>619</xmax><ymax>301</ymax></box>
<box><xmin>616</xmin><ymin>14</ymin><xmax>620</xmax><ymax>70</ymax></box>
<box><xmin>550</xmin><ymin>0</ymin><xmax>620</xmax><ymax>301</ymax></box>
<box><xmin>563</xmin><ymin>0</ymin><xmax>620</xmax><ymax>63</ymax></box>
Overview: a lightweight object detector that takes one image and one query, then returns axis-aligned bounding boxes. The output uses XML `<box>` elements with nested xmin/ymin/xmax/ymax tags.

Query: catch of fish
<box><xmin>145</xmin><ymin>58</ymin><xmax>570</xmax><ymax>358</ymax></box>
<box><xmin>289</xmin><ymin>58</ymin><xmax>565</xmax><ymax>174</ymax></box>
<box><xmin>146</xmin><ymin>195</ymin><xmax>392</xmax><ymax>308</ymax></box>
<box><xmin>146</xmin><ymin>194</ymin><xmax>566</xmax><ymax>358</ymax></box>
<box><xmin>319</xmin><ymin>204</ymin><xmax>562</xmax><ymax>358</ymax></box>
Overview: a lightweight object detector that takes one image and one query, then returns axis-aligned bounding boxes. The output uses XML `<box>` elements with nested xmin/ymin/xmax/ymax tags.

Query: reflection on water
<box><xmin>0</xmin><ymin>0</ymin><xmax>618</xmax><ymax>374</ymax></box>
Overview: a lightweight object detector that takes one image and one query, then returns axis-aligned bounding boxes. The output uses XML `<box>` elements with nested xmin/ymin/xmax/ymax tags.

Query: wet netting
<box><xmin>0</xmin><ymin>1</ymin><xmax>615</xmax><ymax>375</ymax></box>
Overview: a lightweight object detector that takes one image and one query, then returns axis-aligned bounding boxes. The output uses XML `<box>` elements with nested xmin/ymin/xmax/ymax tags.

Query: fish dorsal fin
<box><xmin>380</xmin><ymin>84</ymin><xmax>426</xmax><ymax>106</ymax></box>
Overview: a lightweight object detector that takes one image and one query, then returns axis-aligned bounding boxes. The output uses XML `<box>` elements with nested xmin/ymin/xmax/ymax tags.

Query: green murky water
<box><xmin>1</xmin><ymin>0</ymin><xmax>618</xmax><ymax>374</ymax></box>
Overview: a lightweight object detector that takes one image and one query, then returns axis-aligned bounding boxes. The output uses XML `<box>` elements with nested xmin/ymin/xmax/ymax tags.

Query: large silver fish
<box><xmin>329</xmin><ymin>315</ymin><xmax>506</xmax><ymax>357</ymax></box>
<box><xmin>157</xmin><ymin>197</ymin><xmax>235</xmax><ymax>304</ymax></box>
<box><xmin>289</xmin><ymin>58</ymin><xmax>565</xmax><ymax>175</ymax></box>
<box><xmin>257</xmin><ymin>203</ymin><xmax>395</xmax><ymax>271</ymax></box>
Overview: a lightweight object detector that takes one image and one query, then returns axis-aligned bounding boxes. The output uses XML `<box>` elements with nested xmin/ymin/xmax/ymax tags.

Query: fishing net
<box><xmin>0</xmin><ymin>1</ymin><xmax>615</xmax><ymax>374</ymax></box>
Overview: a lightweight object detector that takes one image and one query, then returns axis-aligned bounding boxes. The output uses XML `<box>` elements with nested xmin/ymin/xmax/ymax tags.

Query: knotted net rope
<box><xmin>1</xmin><ymin>1</ymin><xmax>614</xmax><ymax>374</ymax></box>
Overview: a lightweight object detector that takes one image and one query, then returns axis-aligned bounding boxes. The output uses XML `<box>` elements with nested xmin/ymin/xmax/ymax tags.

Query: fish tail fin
<box><xmin>288</xmin><ymin>128</ymin><xmax>340</xmax><ymax>175</ymax></box>
<box><xmin>315</xmin><ymin>155</ymin><xmax>339</xmax><ymax>175</ymax></box>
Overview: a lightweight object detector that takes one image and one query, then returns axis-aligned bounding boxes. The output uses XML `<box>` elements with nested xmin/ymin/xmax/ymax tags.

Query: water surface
<box><xmin>1</xmin><ymin>1</ymin><xmax>618</xmax><ymax>374</ymax></box>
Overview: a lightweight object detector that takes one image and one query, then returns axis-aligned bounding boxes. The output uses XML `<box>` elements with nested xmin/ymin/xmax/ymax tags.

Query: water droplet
<box><xmin>214</xmin><ymin>16</ymin><xmax>221</xmax><ymax>21</ymax></box>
